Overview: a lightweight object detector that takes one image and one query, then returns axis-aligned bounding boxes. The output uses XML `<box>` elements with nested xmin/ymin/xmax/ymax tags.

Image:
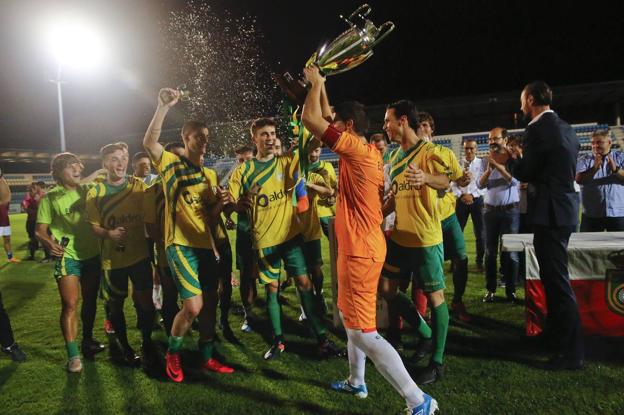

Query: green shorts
<box><xmin>257</xmin><ymin>235</ymin><xmax>307</xmax><ymax>285</ymax></box>
<box><xmin>54</xmin><ymin>255</ymin><xmax>100</xmax><ymax>280</ymax></box>
<box><xmin>101</xmin><ymin>258</ymin><xmax>152</xmax><ymax>301</ymax></box>
<box><xmin>166</xmin><ymin>244</ymin><xmax>219</xmax><ymax>300</ymax></box>
<box><xmin>442</xmin><ymin>213</ymin><xmax>467</xmax><ymax>261</ymax></box>
<box><xmin>303</xmin><ymin>239</ymin><xmax>323</xmax><ymax>270</ymax></box>
<box><xmin>382</xmin><ymin>239</ymin><xmax>446</xmax><ymax>292</ymax></box>
<box><xmin>235</xmin><ymin>230</ymin><xmax>254</xmax><ymax>273</ymax></box>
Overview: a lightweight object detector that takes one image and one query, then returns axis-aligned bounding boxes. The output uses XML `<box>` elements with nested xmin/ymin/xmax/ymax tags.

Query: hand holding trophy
<box><xmin>158</xmin><ymin>84</ymin><xmax>191</xmax><ymax>107</ymax></box>
<box><xmin>273</xmin><ymin>4</ymin><xmax>394</xmax><ymax>104</ymax></box>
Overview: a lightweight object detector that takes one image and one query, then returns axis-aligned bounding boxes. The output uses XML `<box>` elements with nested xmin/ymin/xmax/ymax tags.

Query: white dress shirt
<box><xmin>527</xmin><ymin>109</ymin><xmax>554</xmax><ymax>126</ymax></box>
<box><xmin>452</xmin><ymin>157</ymin><xmax>486</xmax><ymax>198</ymax></box>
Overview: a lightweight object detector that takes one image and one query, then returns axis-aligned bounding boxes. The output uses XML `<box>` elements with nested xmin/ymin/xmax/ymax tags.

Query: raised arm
<box><xmin>143</xmin><ymin>88</ymin><xmax>180</xmax><ymax>162</ymax></box>
<box><xmin>489</xmin><ymin>156</ymin><xmax>513</xmax><ymax>183</ymax></box>
<box><xmin>479</xmin><ymin>164</ymin><xmax>493</xmax><ymax>189</ymax></box>
<box><xmin>301</xmin><ymin>66</ymin><xmax>330</xmax><ymax>140</ymax></box>
<box><xmin>320</xmin><ymin>82</ymin><xmax>333</xmax><ymax>123</ymax></box>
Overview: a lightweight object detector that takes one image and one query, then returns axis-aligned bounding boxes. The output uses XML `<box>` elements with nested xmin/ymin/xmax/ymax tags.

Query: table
<box><xmin>502</xmin><ymin>232</ymin><xmax>624</xmax><ymax>336</ymax></box>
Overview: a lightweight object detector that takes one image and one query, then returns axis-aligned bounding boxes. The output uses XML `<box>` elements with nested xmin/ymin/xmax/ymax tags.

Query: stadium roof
<box><xmin>0</xmin><ymin>148</ymin><xmax>99</xmax><ymax>164</ymax></box>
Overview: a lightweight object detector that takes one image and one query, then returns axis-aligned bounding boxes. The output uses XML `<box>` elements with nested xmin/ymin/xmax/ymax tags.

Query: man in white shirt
<box><xmin>478</xmin><ymin>128</ymin><xmax>521</xmax><ymax>303</ymax></box>
<box><xmin>452</xmin><ymin>138</ymin><xmax>486</xmax><ymax>271</ymax></box>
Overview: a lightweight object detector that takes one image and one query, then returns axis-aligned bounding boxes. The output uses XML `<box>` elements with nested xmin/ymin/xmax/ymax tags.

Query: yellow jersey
<box><xmin>309</xmin><ymin>161</ymin><xmax>337</xmax><ymax>218</ymax></box>
<box><xmin>390</xmin><ymin>140</ymin><xmax>453</xmax><ymax>248</ymax></box>
<box><xmin>203</xmin><ymin>168</ymin><xmax>229</xmax><ymax>247</ymax></box>
<box><xmin>151</xmin><ymin>150</ymin><xmax>220</xmax><ymax>250</ymax></box>
<box><xmin>436</xmin><ymin>146</ymin><xmax>464</xmax><ymax>220</ymax></box>
<box><xmin>228</xmin><ymin>154</ymin><xmax>300</xmax><ymax>249</ymax></box>
<box><xmin>86</xmin><ymin>177</ymin><xmax>148</xmax><ymax>270</ymax></box>
<box><xmin>143</xmin><ymin>176</ymin><xmax>168</xmax><ymax>267</ymax></box>
<box><xmin>300</xmin><ymin>171</ymin><xmax>327</xmax><ymax>242</ymax></box>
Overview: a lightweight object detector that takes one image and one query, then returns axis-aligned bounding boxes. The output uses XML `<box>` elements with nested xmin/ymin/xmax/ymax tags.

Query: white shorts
<box><xmin>0</xmin><ymin>226</ymin><xmax>11</xmax><ymax>237</ymax></box>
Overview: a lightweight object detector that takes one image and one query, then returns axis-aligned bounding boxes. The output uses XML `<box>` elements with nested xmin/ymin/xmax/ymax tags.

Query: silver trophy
<box><xmin>159</xmin><ymin>84</ymin><xmax>191</xmax><ymax>105</ymax></box>
<box><xmin>274</xmin><ymin>4</ymin><xmax>394</xmax><ymax>104</ymax></box>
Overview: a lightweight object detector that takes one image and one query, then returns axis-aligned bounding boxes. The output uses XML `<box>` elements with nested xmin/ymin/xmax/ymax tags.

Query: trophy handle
<box><xmin>348</xmin><ymin>4</ymin><xmax>371</xmax><ymax>21</ymax></box>
<box><xmin>370</xmin><ymin>21</ymin><xmax>395</xmax><ymax>48</ymax></box>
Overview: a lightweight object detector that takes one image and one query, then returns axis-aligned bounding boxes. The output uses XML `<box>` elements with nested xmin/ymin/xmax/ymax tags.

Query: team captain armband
<box><xmin>321</xmin><ymin>125</ymin><xmax>342</xmax><ymax>148</ymax></box>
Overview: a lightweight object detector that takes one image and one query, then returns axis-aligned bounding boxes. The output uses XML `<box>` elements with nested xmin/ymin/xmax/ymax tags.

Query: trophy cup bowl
<box><xmin>159</xmin><ymin>84</ymin><xmax>191</xmax><ymax>105</ymax></box>
<box><xmin>273</xmin><ymin>4</ymin><xmax>395</xmax><ymax>105</ymax></box>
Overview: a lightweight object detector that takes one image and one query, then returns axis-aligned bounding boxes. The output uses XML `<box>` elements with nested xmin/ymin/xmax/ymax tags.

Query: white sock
<box><xmin>346</xmin><ymin>327</ymin><xmax>424</xmax><ymax>409</ymax></box>
<box><xmin>346</xmin><ymin>333</ymin><xmax>367</xmax><ymax>386</ymax></box>
<box><xmin>296</xmin><ymin>290</ymin><xmax>307</xmax><ymax>319</ymax></box>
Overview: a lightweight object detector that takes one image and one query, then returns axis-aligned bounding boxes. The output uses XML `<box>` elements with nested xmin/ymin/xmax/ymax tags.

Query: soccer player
<box><xmin>370</xmin><ymin>133</ymin><xmax>392</xmax><ymax>164</ymax></box>
<box><xmin>229</xmin><ymin>147</ymin><xmax>259</xmax><ymax>333</ymax></box>
<box><xmin>235</xmin><ymin>145</ymin><xmax>254</xmax><ymax>164</ymax></box>
<box><xmin>144</xmin><ymin>143</ymin><xmax>184</xmax><ymax>336</ymax></box>
<box><xmin>143</xmin><ymin>89</ymin><xmax>234</xmax><ymax>383</ymax></box>
<box><xmin>203</xmin><ymin>159</ymin><xmax>236</xmax><ymax>336</ymax></box>
<box><xmin>0</xmin><ymin>173</ymin><xmax>26</xmax><ymax>363</ymax></box>
<box><xmin>85</xmin><ymin>142</ymin><xmax>156</xmax><ymax>366</ymax></box>
<box><xmin>23</xmin><ymin>182</ymin><xmax>51</xmax><ymax>262</ymax></box>
<box><xmin>302</xmin><ymin>148</ymin><xmax>334</xmax><ymax>314</ymax></box>
<box><xmin>132</xmin><ymin>152</ymin><xmax>158</xmax><ymax>185</ymax></box>
<box><xmin>307</xmin><ymin>146</ymin><xmax>338</xmax><ymax>238</ymax></box>
<box><xmin>301</xmin><ymin>67</ymin><xmax>438</xmax><ymax>415</ymax></box>
<box><xmin>0</xmin><ymin>181</ymin><xmax>19</xmax><ymax>263</ymax></box>
<box><xmin>416</xmin><ymin>112</ymin><xmax>472</xmax><ymax>322</ymax></box>
<box><xmin>377</xmin><ymin>101</ymin><xmax>452</xmax><ymax>387</ymax></box>
<box><xmin>36</xmin><ymin>153</ymin><xmax>106</xmax><ymax>372</ymax></box>
<box><xmin>274</xmin><ymin>137</ymin><xmax>283</xmax><ymax>156</ymax></box>
<box><xmin>227</xmin><ymin>117</ymin><xmax>342</xmax><ymax>360</ymax></box>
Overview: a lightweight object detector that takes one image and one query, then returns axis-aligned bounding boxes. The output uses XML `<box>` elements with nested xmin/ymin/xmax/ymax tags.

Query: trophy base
<box><xmin>273</xmin><ymin>71</ymin><xmax>309</xmax><ymax>106</ymax></box>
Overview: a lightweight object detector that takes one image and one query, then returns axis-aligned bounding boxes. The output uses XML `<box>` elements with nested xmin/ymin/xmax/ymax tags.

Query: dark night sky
<box><xmin>1</xmin><ymin>0</ymin><xmax>623</xmax><ymax>155</ymax></box>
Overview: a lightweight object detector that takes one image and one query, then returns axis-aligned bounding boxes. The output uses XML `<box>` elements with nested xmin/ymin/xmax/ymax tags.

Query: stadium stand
<box><xmin>3</xmin><ymin>123</ymin><xmax>622</xmax><ymax>213</ymax></box>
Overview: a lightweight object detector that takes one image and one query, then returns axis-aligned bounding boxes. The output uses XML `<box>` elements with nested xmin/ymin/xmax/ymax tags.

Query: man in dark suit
<box><xmin>507</xmin><ymin>81</ymin><xmax>584</xmax><ymax>370</ymax></box>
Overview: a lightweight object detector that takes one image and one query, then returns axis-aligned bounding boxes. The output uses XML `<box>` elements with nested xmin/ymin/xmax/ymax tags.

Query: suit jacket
<box><xmin>508</xmin><ymin>112</ymin><xmax>580</xmax><ymax>227</ymax></box>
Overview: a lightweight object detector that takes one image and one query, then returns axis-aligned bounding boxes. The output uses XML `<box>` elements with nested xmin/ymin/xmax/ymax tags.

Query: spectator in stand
<box><xmin>0</xmin><ymin>173</ymin><xmax>26</xmax><ymax>362</ymax></box>
<box><xmin>452</xmin><ymin>138</ymin><xmax>486</xmax><ymax>271</ymax></box>
<box><xmin>479</xmin><ymin>127</ymin><xmax>520</xmax><ymax>303</ymax></box>
<box><xmin>370</xmin><ymin>133</ymin><xmax>392</xmax><ymax>164</ymax></box>
<box><xmin>576</xmin><ymin>130</ymin><xmax>624</xmax><ymax>231</ymax></box>
<box><xmin>22</xmin><ymin>182</ymin><xmax>51</xmax><ymax>262</ymax></box>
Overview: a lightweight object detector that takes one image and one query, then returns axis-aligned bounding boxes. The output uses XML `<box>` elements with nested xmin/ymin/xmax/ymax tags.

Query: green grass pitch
<box><xmin>0</xmin><ymin>213</ymin><xmax>622</xmax><ymax>414</ymax></box>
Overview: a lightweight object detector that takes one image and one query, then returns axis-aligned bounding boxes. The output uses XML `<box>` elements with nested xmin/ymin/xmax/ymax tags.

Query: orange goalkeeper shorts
<box><xmin>337</xmin><ymin>254</ymin><xmax>383</xmax><ymax>332</ymax></box>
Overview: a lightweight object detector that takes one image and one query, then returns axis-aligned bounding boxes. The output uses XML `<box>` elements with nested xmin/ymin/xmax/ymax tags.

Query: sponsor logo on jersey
<box><xmin>257</xmin><ymin>190</ymin><xmax>286</xmax><ymax>208</ymax></box>
<box><xmin>107</xmin><ymin>213</ymin><xmax>142</xmax><ymax>228</ymax></box>
<box><xmin>391</xmin><ymin>180</ymin><xmax>421</xmax><ymax>194</ymax></box>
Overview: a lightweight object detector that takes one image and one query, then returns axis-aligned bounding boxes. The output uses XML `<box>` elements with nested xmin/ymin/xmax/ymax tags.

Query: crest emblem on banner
<box><xmin>606</xmin><ymin>250</ymin><xmax>624</xmax><ymax>317</ymax></box>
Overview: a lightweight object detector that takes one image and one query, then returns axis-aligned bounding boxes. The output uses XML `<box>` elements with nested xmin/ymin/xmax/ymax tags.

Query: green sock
<box><xmin>66</xmin><ymin>341</ymin><xmax>80</xmax><ymax>359</ymax></box>
<box><xmin>168</xmin><ymin>335</ymin><xmax>184</xmax><ymax>353</ymax></box>
<box><xmin>431</xmin><ymin>302</ymin><xmax>449</xmax><ymax>365</ymax></box>
<box><xmin>393</xmin><ymin>292</ymin><xmax>432</xmax><ymax>339</ymax></box>
<box><xmin>266</xmin><ymin>291</ymin><xmax>283</xmax><ymax>337</ymax></box>
<box><xmin>299</xmin><ymin>288</ymin><xmax>326</xmax><ymax>339</ymax></box>
<box><xmin>199</xmin><ymin>340</ymin><xmax>214</xmax><ymax>361</ymax></box>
